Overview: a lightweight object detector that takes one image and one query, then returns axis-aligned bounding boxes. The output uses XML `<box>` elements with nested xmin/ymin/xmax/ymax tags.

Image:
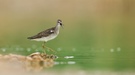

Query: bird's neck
<box><xmin>55</xmin><ymin>23</ymin><xmax>61</xmax><ymax>34</ymax></box>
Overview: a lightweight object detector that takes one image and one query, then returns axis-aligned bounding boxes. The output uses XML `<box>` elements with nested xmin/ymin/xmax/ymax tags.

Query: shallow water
<box><xmin>0</xmin><ymin>45</ymin><xmax>135</xmax><ymax>71</ymax></box>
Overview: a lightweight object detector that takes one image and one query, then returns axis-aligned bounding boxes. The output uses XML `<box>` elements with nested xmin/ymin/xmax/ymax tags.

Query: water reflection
<box><xmin>55</xmin><ymin>61</ymin><xmax>76</xmax><ymax>65</ymax></box>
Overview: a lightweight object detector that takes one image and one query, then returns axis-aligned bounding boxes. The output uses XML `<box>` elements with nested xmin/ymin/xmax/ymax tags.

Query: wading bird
<box><xmin>28</xmin><ymin>19</ymin><xmax>63</xmax><ymax>53</ymax></box>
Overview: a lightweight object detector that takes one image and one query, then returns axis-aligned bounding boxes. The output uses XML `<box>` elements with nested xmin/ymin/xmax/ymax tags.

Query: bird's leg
<box><xmin>44</xmin><ymin>46</ymin><xmax>57</xmax><ymax>54</ymax></box>
<box><xmin>42</xmin><ymin>42</ymin><xmax>57</xmax><ymax>54</ymax></box>
<box><xmin>42</xmin><ymin>42</ymin><xmax>46</xmax><ymax>54</ymax></box>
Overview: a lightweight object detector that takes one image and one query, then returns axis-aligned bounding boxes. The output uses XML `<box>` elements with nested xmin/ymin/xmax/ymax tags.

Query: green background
<box><xmin>0</xmin><ymin>0</ymin><xmax>135</xmax><ymax>71</ymax></box>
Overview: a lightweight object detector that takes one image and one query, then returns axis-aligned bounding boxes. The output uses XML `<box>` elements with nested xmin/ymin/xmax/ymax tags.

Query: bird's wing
<box><xmin>27</xmin><ymin>27</ymin><xmax>55</xmax><ymax>39</ymax></box>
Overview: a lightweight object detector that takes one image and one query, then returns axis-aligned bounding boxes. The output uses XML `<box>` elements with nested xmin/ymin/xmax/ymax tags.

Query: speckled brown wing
<box><xmin>27</xmin><ymin>27</ymin><xmax>55</xmax><ymax>39</ymax></box>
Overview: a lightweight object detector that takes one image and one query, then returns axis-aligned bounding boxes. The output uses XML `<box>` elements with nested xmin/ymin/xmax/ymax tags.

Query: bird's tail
<box><xmin>27</xmin><ymin>37</ymin><xmax>33</xmax><ymax>39</ymax></box>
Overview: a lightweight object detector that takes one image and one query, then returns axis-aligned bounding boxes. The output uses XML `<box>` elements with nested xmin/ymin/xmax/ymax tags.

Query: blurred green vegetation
<box><xmin>0</xmin><ymin>0</ymin><xmax>135</xmax><ymax>70</ymax></box>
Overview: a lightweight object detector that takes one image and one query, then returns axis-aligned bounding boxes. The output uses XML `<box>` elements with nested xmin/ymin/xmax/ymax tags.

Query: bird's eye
<box><xmin>60</xmin><ymin>23</ymin><xmax>62</xmax><ymax>25</ymax></box>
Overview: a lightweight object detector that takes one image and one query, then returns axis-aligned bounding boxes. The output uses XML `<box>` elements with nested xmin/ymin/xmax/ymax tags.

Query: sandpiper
<box><xmin>27</xmin><ymin>19</ymin><xmax>63</xmax><ymax>53</ymax></box>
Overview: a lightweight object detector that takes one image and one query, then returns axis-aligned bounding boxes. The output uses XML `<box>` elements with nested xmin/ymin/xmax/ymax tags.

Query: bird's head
<box><xmin>57</xmin><ymin>19</ymin><xmax>63</xmax><ymax>28</ymax></box>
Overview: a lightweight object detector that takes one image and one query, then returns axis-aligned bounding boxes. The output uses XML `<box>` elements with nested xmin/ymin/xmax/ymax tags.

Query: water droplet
<box><xmin>57</xmin><ymin>48</ymin><xmax>62</xmax><ymax>51</ymax></box>
<box><xmin>1</xmin><ymin>48</ymin><xmax>6</xmax><ymax>52</ymax></box>
<box><xmin>15</xmin><ymin>48</ymin><xmax>19</xmax><ymax>51</ymax></box>
<box><xmin>27</xmin><ymin>48</ymin><xmax>31</xmax><ymax>52</ymax></box>
<box><xmin>35</xmin><ymin>49</ymin><xmax>39</xmax><ymax>52</ymax></box>
<box><xmin>117</xmin><ymin>47</ymin><xmax>121</xmax><ymax>52</ymax></box>
<box><xmin>110</xmin><ymin>48</ymin><xmax>114</xmax><ymax>52</ymax></box>
<box><xmin>20</xmin><ymin>48</ymin><xmax>24</xmax><ymax>51</ymax></box>
<box><xmin>72</xmin><ymin>48</ymin><xmax>76</xmax><ymax>52</ymax></box>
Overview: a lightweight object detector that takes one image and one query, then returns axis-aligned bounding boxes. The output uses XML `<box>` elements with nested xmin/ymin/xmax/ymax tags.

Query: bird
<box><xmin>27</xmin><ymin>19</ymin><xmax>63</xmax><ymax>53</ymax></box>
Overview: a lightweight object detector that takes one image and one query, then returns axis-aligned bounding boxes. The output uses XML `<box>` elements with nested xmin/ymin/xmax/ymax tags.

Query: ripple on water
<box><xmin>60</xmin><ymin>62</ymin><xmax>66</xmax><ymax>64</ymax></box>
<box><xmin>67</xmin><ymin>61</ymin><xmax>76</xmax><ymax>64</ymax></box>
<box><xmin>35</xmin><ymin>49</ymin><xmax>39</xmax><ymax>52</ymax></box>
<box><xmin>27</xmin><ymin>48</ymin><xmax>31</xmax><ymax>52</ymax></box>
<box><xmin>54</xmin><ymin>62</ymin><xmax>60</xmax><ymax>65</ymax></box>
<box><xmin>54</xmin><ymin>61</ymin><xmax>76</xmax><ymax>65</ymax></box>
<box><xmin>72</xmin><ymin>48</ymin><xmax>76</xmax><ymax>52</ymax></box>
<box><xmin>64</xmin><ymin>56</ymin><xmax>74</xmax><ymax>59</ymax></box>
<box><xmin>15</xmin><ymin>47</ymin><xmax>20</xmax><ymax>51</ymax></box>
<box><xmin>1</xmin><ymin>48</ymin><xmax>6</xmax><ymax>52</ymax></box>
<box><xmin>20</xmin><ymin>48</ymin><xmax>24</xmax><ymax>51</ymax></box>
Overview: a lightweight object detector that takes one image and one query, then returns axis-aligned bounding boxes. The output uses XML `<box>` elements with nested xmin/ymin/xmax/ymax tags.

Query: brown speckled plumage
<box><xmin>27</xmin><ymin>27</ymin><xmax>55</xmax><ymax>39</ymax></box>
